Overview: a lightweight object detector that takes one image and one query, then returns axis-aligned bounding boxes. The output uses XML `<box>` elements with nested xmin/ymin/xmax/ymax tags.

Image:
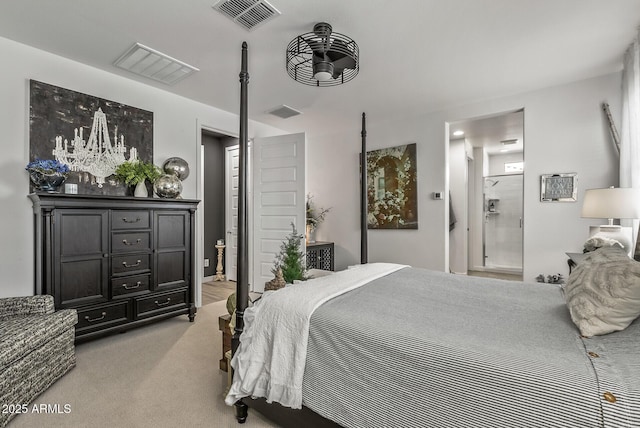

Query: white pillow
<box><xmin>564</xmin><ymin>246</ymin><xmax>640</xmax><ymax>336</ymax></box>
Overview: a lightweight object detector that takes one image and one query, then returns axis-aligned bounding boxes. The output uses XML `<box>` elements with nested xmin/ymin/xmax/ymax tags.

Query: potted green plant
<box><xmin>272</xmin><ymin>224</ymin><xmax>308</xmax><ymax>284</ymax></box>
<box><xmin>114</xmin><ymin>160</ymin><xmax>162</xmax><ymax>197</ymax></box>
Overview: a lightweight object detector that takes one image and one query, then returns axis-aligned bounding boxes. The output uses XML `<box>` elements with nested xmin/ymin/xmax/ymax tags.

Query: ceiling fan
<box><xmin>286</xmin><ymin>22</ymin><xmax>359</xmax><ymax>87</ymax></box>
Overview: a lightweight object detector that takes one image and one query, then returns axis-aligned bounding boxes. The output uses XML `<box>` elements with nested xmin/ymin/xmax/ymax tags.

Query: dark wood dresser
<box><xmin>29</xmin><ymin>193</ymin><xmax>199</xmax><ymax>342</ymax></box>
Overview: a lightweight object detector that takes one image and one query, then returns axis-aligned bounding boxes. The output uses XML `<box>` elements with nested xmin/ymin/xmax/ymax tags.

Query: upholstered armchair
<box><xmin>0</xmin><ymin>295</ymin><xmax>77</xmax><ymax>427</ymax></box>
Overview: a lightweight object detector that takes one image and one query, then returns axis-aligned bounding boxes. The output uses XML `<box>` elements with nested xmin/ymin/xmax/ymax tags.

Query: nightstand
<box><xmin>566</xmin><ymin>252</ymin><xmax>588</xmax><ymax>273</ymax></box>
<box><xmin>306</xmin><ymin>241</ymin><xmax>334</xmax><ymax>271</ymax></box>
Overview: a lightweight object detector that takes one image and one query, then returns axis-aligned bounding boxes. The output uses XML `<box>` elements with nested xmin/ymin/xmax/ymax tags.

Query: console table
<box><xmin>30</xmin><ymin>193</ymin><xmax>199</xmax><ymax>342</ymax></box>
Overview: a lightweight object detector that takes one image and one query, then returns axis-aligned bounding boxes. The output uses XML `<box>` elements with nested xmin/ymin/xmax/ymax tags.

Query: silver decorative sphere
<box><xmin>154</xmin><ymin>174</ymin><xmax>183</xmax><ymax>198</ymax></box>
<box><xmin>163</xmin><ymin>157</ymin><xmax>190</xmax><ymax>181</ymax></box>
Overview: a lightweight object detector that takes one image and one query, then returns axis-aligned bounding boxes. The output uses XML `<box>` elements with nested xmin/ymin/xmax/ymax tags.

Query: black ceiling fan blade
<box><xmin>330</xmin><ymin>54</ymin><xmax>356</xmax><ymax>70</ymax></box>
<box><xmin>331</xmin><ymin>67</ymin><xmax>345</xmax><ymax>79</ymax></box>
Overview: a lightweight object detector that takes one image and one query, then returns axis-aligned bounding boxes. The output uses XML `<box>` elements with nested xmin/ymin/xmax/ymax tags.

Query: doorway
<box><xmin>448</xmin><ymin>109</ymin><xmax>524</xmax><ymax>279</ymax></box>
<box><xmin>199</xmin><ymin>129</ymin><xmax>239</xmax><ymax>306</ymax></box>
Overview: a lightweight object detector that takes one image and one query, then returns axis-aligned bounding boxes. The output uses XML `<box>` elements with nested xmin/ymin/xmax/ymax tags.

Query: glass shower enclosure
<box><xmin>483</xmin><ymin>174</ymin><xmax>523</xmax><ymax>272</ymax></box>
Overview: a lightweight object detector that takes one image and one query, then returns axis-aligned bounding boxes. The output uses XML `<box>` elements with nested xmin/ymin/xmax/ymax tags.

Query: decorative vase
<box><xmin>134</xmin><ymin>180</ymin><xmax>148</xmax><ymax>197</ymax></box>
<box><xmin>28</xmin><ymin>170</ymin><xmax>67</xmax><ymax>193</ymax></box>
<box><xmin>154</xmin><ymin>174</ymin><xmax>183</xmax><ymax>198</ymax></box>
<box><xmin>163</xmin><ymin>157</ymin><xmax>190</xmax><ymax>180</ymax></box>
<box><xmin>306</xmin><ymin>224</ymin><xmax>315</xmax><ymax>244</ymax></box>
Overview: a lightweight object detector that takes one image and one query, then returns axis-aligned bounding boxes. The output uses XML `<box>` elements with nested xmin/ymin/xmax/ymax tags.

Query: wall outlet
<box><xmin>204</xmin><ymin>258</ymin><xmax>210</xmax><ymax>267</ymax></box>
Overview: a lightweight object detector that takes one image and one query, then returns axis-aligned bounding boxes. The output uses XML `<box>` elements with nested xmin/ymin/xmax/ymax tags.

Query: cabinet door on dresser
<box><xmin>53</xmin><ymin>209</ymin><xmax>109</xmax><ymax>308</ymax></box>
<box><xmin>154</xmin><ymin>210</ymin><xmax>191</xmax><ymax>290</ymax></box>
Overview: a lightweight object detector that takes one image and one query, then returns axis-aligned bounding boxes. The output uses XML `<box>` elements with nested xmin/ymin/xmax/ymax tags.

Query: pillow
<box><xmin>583</xmin><ymin>235</ymin><xmax>623</xmax><ymax>252</ymax></box>
<box><xmin>564</xmin><ymin>245</ymin><xmax>640</xmax><ymax>336</ymax></box>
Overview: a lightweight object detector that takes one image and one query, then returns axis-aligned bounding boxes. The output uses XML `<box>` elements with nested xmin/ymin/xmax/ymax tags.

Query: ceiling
<box><xmin>450</xmin><ymin>110</ymin><xmax>524</xmax><ymax>155</ymax></box>
<box><xmin>1</xmin><ymin>0</ymin><xmax>639</xmax><ymax>138</ymax></box>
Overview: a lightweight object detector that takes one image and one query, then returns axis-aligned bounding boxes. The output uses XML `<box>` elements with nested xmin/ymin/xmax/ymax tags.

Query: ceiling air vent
<box><xmin>267</xmin><ymin>105</ymin><xmax>302</xmax><ymax>119</ymax></box>
<box><xmin>114</xmin><ymin>43</ymin><xmax>199</xmax><ymax>85</ymax></box>
<box><xmin>212</xmin><ymin>0</ymin><xmax>281</xmax><ymax>31</ymax></box>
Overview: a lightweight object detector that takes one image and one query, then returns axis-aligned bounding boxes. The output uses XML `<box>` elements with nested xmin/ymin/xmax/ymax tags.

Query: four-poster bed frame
<box><xmin>230</xmin><ymin>42</ymin><xmax>368</xmax><ymax>426</ymax></box>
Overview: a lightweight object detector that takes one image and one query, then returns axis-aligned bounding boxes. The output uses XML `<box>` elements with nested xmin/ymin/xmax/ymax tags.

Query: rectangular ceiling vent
<box><xmin>212</xmin><ymin>0</ymin><xmax>281</xmax><ymax>31</ymax></box>
<box><xmin>114</xmin><ymin>43</ymin><xmax>199</xmax><ymax>85</ymax></box>
<box><xmin>267</xmin><ymin>105</ymin><xmax>302</xmax><ymax>119</ymax></box>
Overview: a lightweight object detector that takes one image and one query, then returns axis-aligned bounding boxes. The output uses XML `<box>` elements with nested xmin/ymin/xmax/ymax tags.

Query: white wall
<box><xmin>0</xmin><ymin>36</ymin><xmax>284</xmax><ymax>298</ymax></box>
<box><xmin>309</xmin><ymin>72</ymin><xmax>621</xmax><ymax>282</ymax></box>
<box><xmin>488</xmin><ymin>152</ymin><xmax>523</xmax><ymax>176</ymax></box>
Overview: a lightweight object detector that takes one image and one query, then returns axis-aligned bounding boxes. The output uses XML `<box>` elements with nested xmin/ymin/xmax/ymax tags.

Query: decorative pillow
<box><xmin>583</xmin><ymin>235</ymin><xmax>623</xmax><ymax>252</ymax></box>
<box><xmin>564</xmin><ymin>245</ymin><xmax>640</xmax><ymax>336</ymax></box>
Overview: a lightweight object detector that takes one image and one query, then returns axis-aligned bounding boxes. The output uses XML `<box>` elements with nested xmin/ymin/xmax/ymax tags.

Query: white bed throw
<box><xmin>225</xmin><ymin>262</ymin><xmax>408</xmax><ymax>409</ymax></box>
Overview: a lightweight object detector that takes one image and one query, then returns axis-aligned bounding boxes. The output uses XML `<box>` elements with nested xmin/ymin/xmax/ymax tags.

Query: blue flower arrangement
<box><xmin>26</xmin><ymin>159</ymin><xmax>70</xmax><ymax>175</ymax></box>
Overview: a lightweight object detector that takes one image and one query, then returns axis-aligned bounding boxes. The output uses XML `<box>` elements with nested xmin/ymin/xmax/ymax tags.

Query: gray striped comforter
<box><xmin>302</xmin><ymin>267</ymin><xmax>640</xmax><ymax>428</ymax></box>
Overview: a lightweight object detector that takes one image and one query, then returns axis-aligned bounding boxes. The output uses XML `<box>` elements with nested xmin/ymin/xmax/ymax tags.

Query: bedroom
<box><xmin>0</xmin><ymin>0</ymin><xmax>635</xmax><ymax>297</ymax></box>
<box><xmin>1</xmin><ymin>0</ymin><xmax>640</xmax><ymax>426</ymax></box>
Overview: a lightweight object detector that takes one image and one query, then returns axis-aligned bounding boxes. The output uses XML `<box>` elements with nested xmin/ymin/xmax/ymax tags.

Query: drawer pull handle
<box><xmin>154</xmin><ymin>298</ymin><xmax>172</xmax><ymax>307</ymax></box>
<box><xmin>122</xmin><ymin>281</ymin><xmax>142</xmax><ymax>290</ymax></box>
<box><xmin>122</xmin><ymin>217</ymin><xmax>141</xmax><ymax>223</ymax></box>
<box><xmin>85</xmin><ymin>312</ymin><xmax>107</xmax><ymax>323</ymax></box>
<box><xmin>122</xmin><ymin>260</ymin><xmax>142</xmax><ymax>268</ymax></box>
<box><xmin>122</xmin><ymin>239</ymin><xmax>142</xmax><ymax>246</ymax></box>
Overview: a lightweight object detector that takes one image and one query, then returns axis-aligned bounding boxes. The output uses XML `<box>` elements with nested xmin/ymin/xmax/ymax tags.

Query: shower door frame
<box><xmin>482</xmin><ymin>173</ymin><xmax>524</xmax><ymax>273</ymax></box>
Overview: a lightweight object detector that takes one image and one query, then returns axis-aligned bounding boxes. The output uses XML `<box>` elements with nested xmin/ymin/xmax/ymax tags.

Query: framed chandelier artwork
<box><xmin>366</xmin><ymin>143</ymin><xmax>418</xmax><ymax>229</ymax></box>
<box><xmin>29</xmin><ymin>80</ymin><xmax>153</xmax><ymax>195</ymax></box>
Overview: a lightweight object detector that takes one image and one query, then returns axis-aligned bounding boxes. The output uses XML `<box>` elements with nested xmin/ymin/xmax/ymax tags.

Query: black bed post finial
<box><xmin>361</xmin><ymin>112</ymin><xmax>368</xmax><ymax>264</ymax></box>
<box><xmin>233</xmin><ymin>40</ymin><xmax>249</xmax><ymax>424</ymax></box>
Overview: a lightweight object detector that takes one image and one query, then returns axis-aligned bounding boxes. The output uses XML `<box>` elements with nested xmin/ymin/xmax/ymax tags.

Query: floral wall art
<box><xmin>29</xmin><ymin>80</ymin><xmax>153</xmax><ymax>195</ymax></box>
<box><xmin>367</xmin><ymin>143</ymin><xmax>418</xmax><ymax>229</ymax></box>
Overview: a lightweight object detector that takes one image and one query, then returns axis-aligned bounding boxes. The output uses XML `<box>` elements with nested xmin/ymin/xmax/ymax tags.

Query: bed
<box><xmin>226</xmin><ymin>42</ymin><xmax>640</xmax><ymax>428</ymax></box>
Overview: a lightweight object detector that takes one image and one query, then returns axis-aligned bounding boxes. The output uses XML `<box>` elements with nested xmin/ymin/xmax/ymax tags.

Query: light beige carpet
<box><xmin>9</xmin><ymin>301</ymin><xmax>279</xmax><ymax>428</ymax></box>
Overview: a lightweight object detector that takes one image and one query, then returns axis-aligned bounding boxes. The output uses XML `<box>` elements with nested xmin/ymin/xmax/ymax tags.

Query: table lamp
<box><xmin>581</xmin><ymin>186</ymin><xmax>640</xmax><ymax>257</ymax></box>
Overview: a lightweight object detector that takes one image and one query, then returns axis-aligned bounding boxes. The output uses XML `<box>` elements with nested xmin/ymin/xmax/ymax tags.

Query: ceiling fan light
<box><xmin>313</xmin><ymin>61</ymin><xmax>334</xmax><ymax>81</ymax></box>
<box><xmin>314</xmin><ymin>71</ymin><xmax>332</xmax><ymax>81</ymax></box>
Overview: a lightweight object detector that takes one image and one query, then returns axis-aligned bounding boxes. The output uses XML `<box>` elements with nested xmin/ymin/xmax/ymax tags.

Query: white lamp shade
<box><xmin>581</xmin><ymin>187</ymin><xmax>640</xmax><ymax>219</ymax></box>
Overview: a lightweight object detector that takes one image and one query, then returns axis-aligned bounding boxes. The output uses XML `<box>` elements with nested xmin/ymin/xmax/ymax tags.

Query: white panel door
<box><xmin>225</xmin><ymin>146</ymin><xmax>239</xmax><ymax>282</ymax></box>
<box><xmin>252</xmin><ymin>133</ymin><xmax>306</xmax><ymax>292</ymax></box>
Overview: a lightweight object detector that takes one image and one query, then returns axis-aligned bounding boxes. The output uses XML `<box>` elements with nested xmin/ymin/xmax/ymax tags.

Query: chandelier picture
<box><xmin>286</xmin><ymin>22</ymin><xmax>359</xmax><ymax>87</ymax></box>
<box><xmin>53</xmin><ymin>108</ymin><xmax>138</xmax><ymax>187</ymax></box>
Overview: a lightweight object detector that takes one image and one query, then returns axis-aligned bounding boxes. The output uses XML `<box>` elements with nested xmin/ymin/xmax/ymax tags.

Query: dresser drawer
<box><xmin>135</xmin><ymin>288</ymin><xmax>188</xmax><ymax>319</ymax></box>
<box><xmin>112</xmin><ymin>210</ymin><xmax>150</xmax><ymax>230</ymax></box>
<box><xmin>76</xmin><ymin>301</ymin><xmax>129</xmax><ymax>334</ymax></box>
<box><xmin>112</xmin><ymin>231</ymin><xmax>151</xmax><ymax>253</ymax></box>
<box><xmin>112</xmin><ymin>253</ymin><xmax>151</xmax><ymax>275</ymax></box>
<box><xmin>111</xmin><ymin>274</ymin><xmax>151</xmax><ymax>298</ymax></box>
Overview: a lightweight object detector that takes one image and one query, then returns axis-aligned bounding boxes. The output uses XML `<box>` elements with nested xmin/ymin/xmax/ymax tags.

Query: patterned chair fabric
<box><xmin>0</xmin><ymin>295</ymin><xmax>77</xmax><ymax>427</ymax></box>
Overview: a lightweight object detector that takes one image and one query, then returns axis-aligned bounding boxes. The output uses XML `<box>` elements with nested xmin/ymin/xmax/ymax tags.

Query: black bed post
<box><xmin>233</xmin><ymin>41</ymin><xmax>249</xmax><ymax>423</ymax></box>
<box><xmin>361</xmin><ymin>112</ymin><xmax>368</xmax><ymax>264</ymax></box>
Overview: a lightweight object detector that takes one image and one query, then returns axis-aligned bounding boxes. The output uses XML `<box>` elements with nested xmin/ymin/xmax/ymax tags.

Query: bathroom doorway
<box><xmin>448</xmin><ymin>109</ymin><xmax>524</xmax><ymax>279</ymax></box>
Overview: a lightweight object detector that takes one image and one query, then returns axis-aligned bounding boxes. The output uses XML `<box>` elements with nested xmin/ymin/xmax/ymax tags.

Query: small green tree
<box><xmin>272</xmin><ymin>224</ymin><xmax>307</xmax><ymax>284</ymax></box>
